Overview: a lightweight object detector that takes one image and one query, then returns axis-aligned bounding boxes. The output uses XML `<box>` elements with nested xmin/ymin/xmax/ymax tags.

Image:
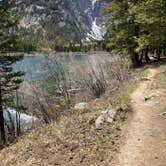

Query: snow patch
<box><xmin>91</xmin><ymin>0</ymin><xmax>98</xmax><ymax>9</ymax></box>
<box><xmin>4</xmin><ymin>108</ymin><xmax>38</xmax><ymax>128</ymax></box>
<box><xmin>91</xmin><ymin>18</ymin><xmax>104</xmax><ymax>40</ymax></box>
<box><xmin>87</xmin><ymin>18</ymin><xmax>104</xmax><ymax>41</ymax></box>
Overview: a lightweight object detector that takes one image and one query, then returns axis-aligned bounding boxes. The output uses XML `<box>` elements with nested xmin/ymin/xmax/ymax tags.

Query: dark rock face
<box><xmin>0</xmin><ymin>0</ymin><xmax>10</xmax><ymax>5</ymax></box>
<box><xmin>15</xmin><ymin>0</ymin><xmax>107</xmax><ymax>42</ymax></box>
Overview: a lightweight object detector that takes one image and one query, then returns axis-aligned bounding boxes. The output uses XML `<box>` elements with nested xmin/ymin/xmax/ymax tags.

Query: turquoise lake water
<box><xmin>13</xmin><ymin>53</ymin><xmax>116</xmax><ymax>80</ymax></box>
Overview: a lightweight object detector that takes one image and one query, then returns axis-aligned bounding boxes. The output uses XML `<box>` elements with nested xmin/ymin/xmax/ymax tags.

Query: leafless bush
<box><xmin>18</xmin><ymin>56</ymin><xmax>73</xmax><ymax>124</ymax></box>
<box><xmin>70</xmin><ymin>56</ymin><xmax>130</xmax><ymax>100</ymax></box>
<box><xmin>103</xmin><ymin>57</ymin><xmax>130</xmax><ymax>85</ymax></box>
<box><xmin>77</xmin><ymin>62</ymin><xmax>107</xmax><ymax>98</ymax></box>
<box><xmin>17</xmin><ymin>55</ymin><xmax>130</xmax><ymax>124</ymax></box>
<box><xmin>44</xmin><ymin>56</ymin><xmax>72</xmax><ymax>107</ymax></box>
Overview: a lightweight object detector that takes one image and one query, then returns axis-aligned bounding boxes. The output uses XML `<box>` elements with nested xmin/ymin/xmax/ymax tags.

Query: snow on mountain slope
<box><xmin>91</xmin><ymin>0</ymin><xmax>98</xmax><ymax>9</ymax></box>
<box><xmin>75</xmin><ymin>0</ymin><xmax>106</xmax><ymax>40</ymax></box>
<box><xmin>87</xmin><ymin>18</ymin><xmax>104</xmax><ymax>41</ymax></box>
<box><xmin>91</xmin><ymin>18</ymin><xmax>104</xmax><ymax>40</ymax></box>
<box><xmin>15</xmin><ymin>0</ymin><xmax>107</xmax><ymax>41</ymax></box>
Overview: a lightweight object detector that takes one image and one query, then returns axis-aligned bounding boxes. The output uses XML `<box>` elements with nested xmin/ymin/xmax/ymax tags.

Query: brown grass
<box><xmin>0</xmin><ymin>67</ymin><xmax>149</xmax><ymax>166</ymax></box>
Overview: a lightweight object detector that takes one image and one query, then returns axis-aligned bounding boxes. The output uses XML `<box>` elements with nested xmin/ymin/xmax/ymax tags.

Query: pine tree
<box><xmin>133</xmin><ymin>0</ymin><xmax>166</xmax><ymax>60</ymax></box>
<box><xmin>103</xmin><ymin>0</ymin><xmax>142</xmax><ymax>67</ymax></box>
<box><xmin>103</xmin><ymin>0</ymin><xmax>166</xmax><ymax>66</ymax></box>
<box><xmin>0</xmin><ymin>1</ymin><xmax>24</xmax><ymax>144</ymax></box>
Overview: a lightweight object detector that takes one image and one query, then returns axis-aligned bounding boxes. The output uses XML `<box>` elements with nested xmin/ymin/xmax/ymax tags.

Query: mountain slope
<box><xmin>16</xmin><ymin>0</ymin><xmax>106</xmax><ymax>44</ymax></box>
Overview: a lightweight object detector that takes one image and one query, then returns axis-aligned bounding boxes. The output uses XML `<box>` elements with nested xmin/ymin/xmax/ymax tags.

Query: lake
<box><xmin>10</xmin><ymin>53</ymin><xmax>122</xmax><ymax>124</ymax></box>
<box><xmin>13</xmin><ymin>53</ymin><xmax>116</xmax><ymax>81</ymax></box>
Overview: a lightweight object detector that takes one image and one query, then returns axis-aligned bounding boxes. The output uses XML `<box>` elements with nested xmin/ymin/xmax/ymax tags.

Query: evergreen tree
<box><xmin>103</xmin><ymin>0</ymin><xmax>166</xmax><ymax>66</ymax></box>
<box><xmin>0</xmin><ymin>1</ymin><xmax>24</xmax><ymax>144</ymax></box>
<box><xmin>103</xmin><ymin>0</ymin><xmax>142</xmax><ymax>67</ymax></box>
<box><xmin>133</xmin><ymin>0</ymin><xmax>166</xmax><ymax>60</ymax></box>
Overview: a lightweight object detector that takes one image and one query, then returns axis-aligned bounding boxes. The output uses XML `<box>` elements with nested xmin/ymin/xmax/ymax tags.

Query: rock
<box><xmin>151</xmin><ymin>127</ymin><xmax>161</xmax><ymax>134</ymax></box>
<box><xmin>160</xmin><ymin>112</ymin><xmax>166</xmax><ymax>116</ymax></box>
<box><xmin>140</xmin><ymin>77</ymin><xmax>151</xmax><ymax>81</ymax></box>
<box><xmin>70</xmin><ymin>144</ymin><xmax>79</xmax><ymax>152</ymax></box>
<box><xmin>118</xmin><ymin>104</ymin><xmax>129</xmax><ymax>111</ymax></box>
<box><xmin>74</xmin><ymin>102</ymin><xmax>88</xmax><ymax>110</ymax></box>
<box><xmin>95</xmin><ymin>105</ymin><xmax>127</xmax><ymax>127</ymax></box>
<box><xmin>106</xmin><ymin>110</ymin><xmax>117</xmax><ymax>124</ymax></box>
<box><xmin>94</xmin><ymin>98</ymin><xmax>100</xmax><ymax>102</ymax></box>
<box><xmin>144</xmin><ymin>101</ymin><xmax>159</xmax><ymax>107</ymax></box>
<box><xmin>95</xmin><ymin>111</ymin><xmax>107</xmax><ymax>127</ymax></box>
<box><xmin>144</xmin><ymin>93</ymin><xmax>156</xmax><ymax>101</ymax></box>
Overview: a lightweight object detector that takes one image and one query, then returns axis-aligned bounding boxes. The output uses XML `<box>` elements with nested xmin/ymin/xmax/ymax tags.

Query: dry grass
<box><xmin>151</xmin><ymin>67</ymin><xmax>166</xmax><ymax>89</ymax></box>
<box><xmin>151</xmin><ymin>64</ymin><xmax>166</xmax><ymax>113</ymax></box>
<box><xmin>0</xmin><ymin>67</ymin><xmax>149</xmax><ymax>166</ymax></box>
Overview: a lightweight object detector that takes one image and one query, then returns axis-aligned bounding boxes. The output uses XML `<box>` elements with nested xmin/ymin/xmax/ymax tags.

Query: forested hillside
<box><xmin>15</xmin><ymin>0</ymin><xmax>106</xmax><ymax>51</ymax></box>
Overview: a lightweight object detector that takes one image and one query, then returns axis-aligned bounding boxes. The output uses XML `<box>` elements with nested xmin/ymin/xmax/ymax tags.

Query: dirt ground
<box><xmin>111</xmin><ymin>67</ymin><xmax>166</xmax><ymax>166</ymax></box>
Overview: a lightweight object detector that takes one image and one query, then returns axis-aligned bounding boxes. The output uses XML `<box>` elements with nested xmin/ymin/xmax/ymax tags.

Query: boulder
<box><xmin>95</xmin><ymin>109</ymin><xmax>117</xmax><ymax>127</ymax></box>
<box><xmin>95</xmin><ymin>105</ymin><xmax>128</xmax><ymax>127</ymax></box>
<box><xmin>74</xmin><ymin>102</ymin><xmax>88</xmax><ymax>110</ymax></box>
<box><xmin>95</xmin><ymin>112</ymin><xmax>105</xmax><ymax>127</ymax></box>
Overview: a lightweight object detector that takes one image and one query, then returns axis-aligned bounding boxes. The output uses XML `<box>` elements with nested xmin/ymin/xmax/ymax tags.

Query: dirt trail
<box><xmin>112</xmin><ymin>68</ymin><xmax>166</xmax><ymax>166</ymax></box>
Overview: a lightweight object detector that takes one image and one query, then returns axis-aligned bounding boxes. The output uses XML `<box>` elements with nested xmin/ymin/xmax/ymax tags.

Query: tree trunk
<box><xmin>16</xmin><ymin>90</ymin><xmax>21</xmax><ymax>137</ymax></box>
<box><xmin>163</xmin><ymin>49</ymin><xmax>166</xmax><ymax>57</ymax></box>
<box><xmin>156</xmin><ymin>49</ymin><xmax>161</xmax><ymax>61</ymax></box>
<box><xmin>131</xmin><ymin>52</ymin><xmax>141</xmax><ymax>68</ymax></box>
<box><xmin>130</xmin><ymin>23</ymin><xmax>141</xmax><ymax>67</ymax></box>
<box><xmin>145</xmin><ymin>48</ymin><xmax>150</xmax><ymax>63</ymax></box>
<box><xmin>157</xmin><ymin>50</ymin><xmax>161</xmax><ymax>61</ymax></box>
<box><xmin>0</xmin><ymin>79</ymin><xmax>6</xmax><ymax>144</ymax></box>
<box><xmin>139</xmin><ymin>50</ymin><xmax>144</xmax><ymax>63</ymax></box>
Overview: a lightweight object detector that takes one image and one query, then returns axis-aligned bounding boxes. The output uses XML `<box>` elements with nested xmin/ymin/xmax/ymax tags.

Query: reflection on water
<box><xmin>13</xmin><ymin>54</ymin><xmax>115</xmax><ymax>80</ymax></box>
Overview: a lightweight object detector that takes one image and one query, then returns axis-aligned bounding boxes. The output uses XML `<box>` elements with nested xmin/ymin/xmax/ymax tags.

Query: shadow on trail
<box><xmin>140</xmin><ymin>57</ymin><xmax>166</xmax><ymax>71</ymax></box>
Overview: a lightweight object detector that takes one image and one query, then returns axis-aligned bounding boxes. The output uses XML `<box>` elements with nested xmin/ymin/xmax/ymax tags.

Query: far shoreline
<box><xmin>25</xmin><ymin>51</ymin><xmax>112</xmax><ymax>57</ymax></box>
<box><xmin>1</xmin><ymin>51</ymin><xmax>112</xmax><ymax>57</ymax></box>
